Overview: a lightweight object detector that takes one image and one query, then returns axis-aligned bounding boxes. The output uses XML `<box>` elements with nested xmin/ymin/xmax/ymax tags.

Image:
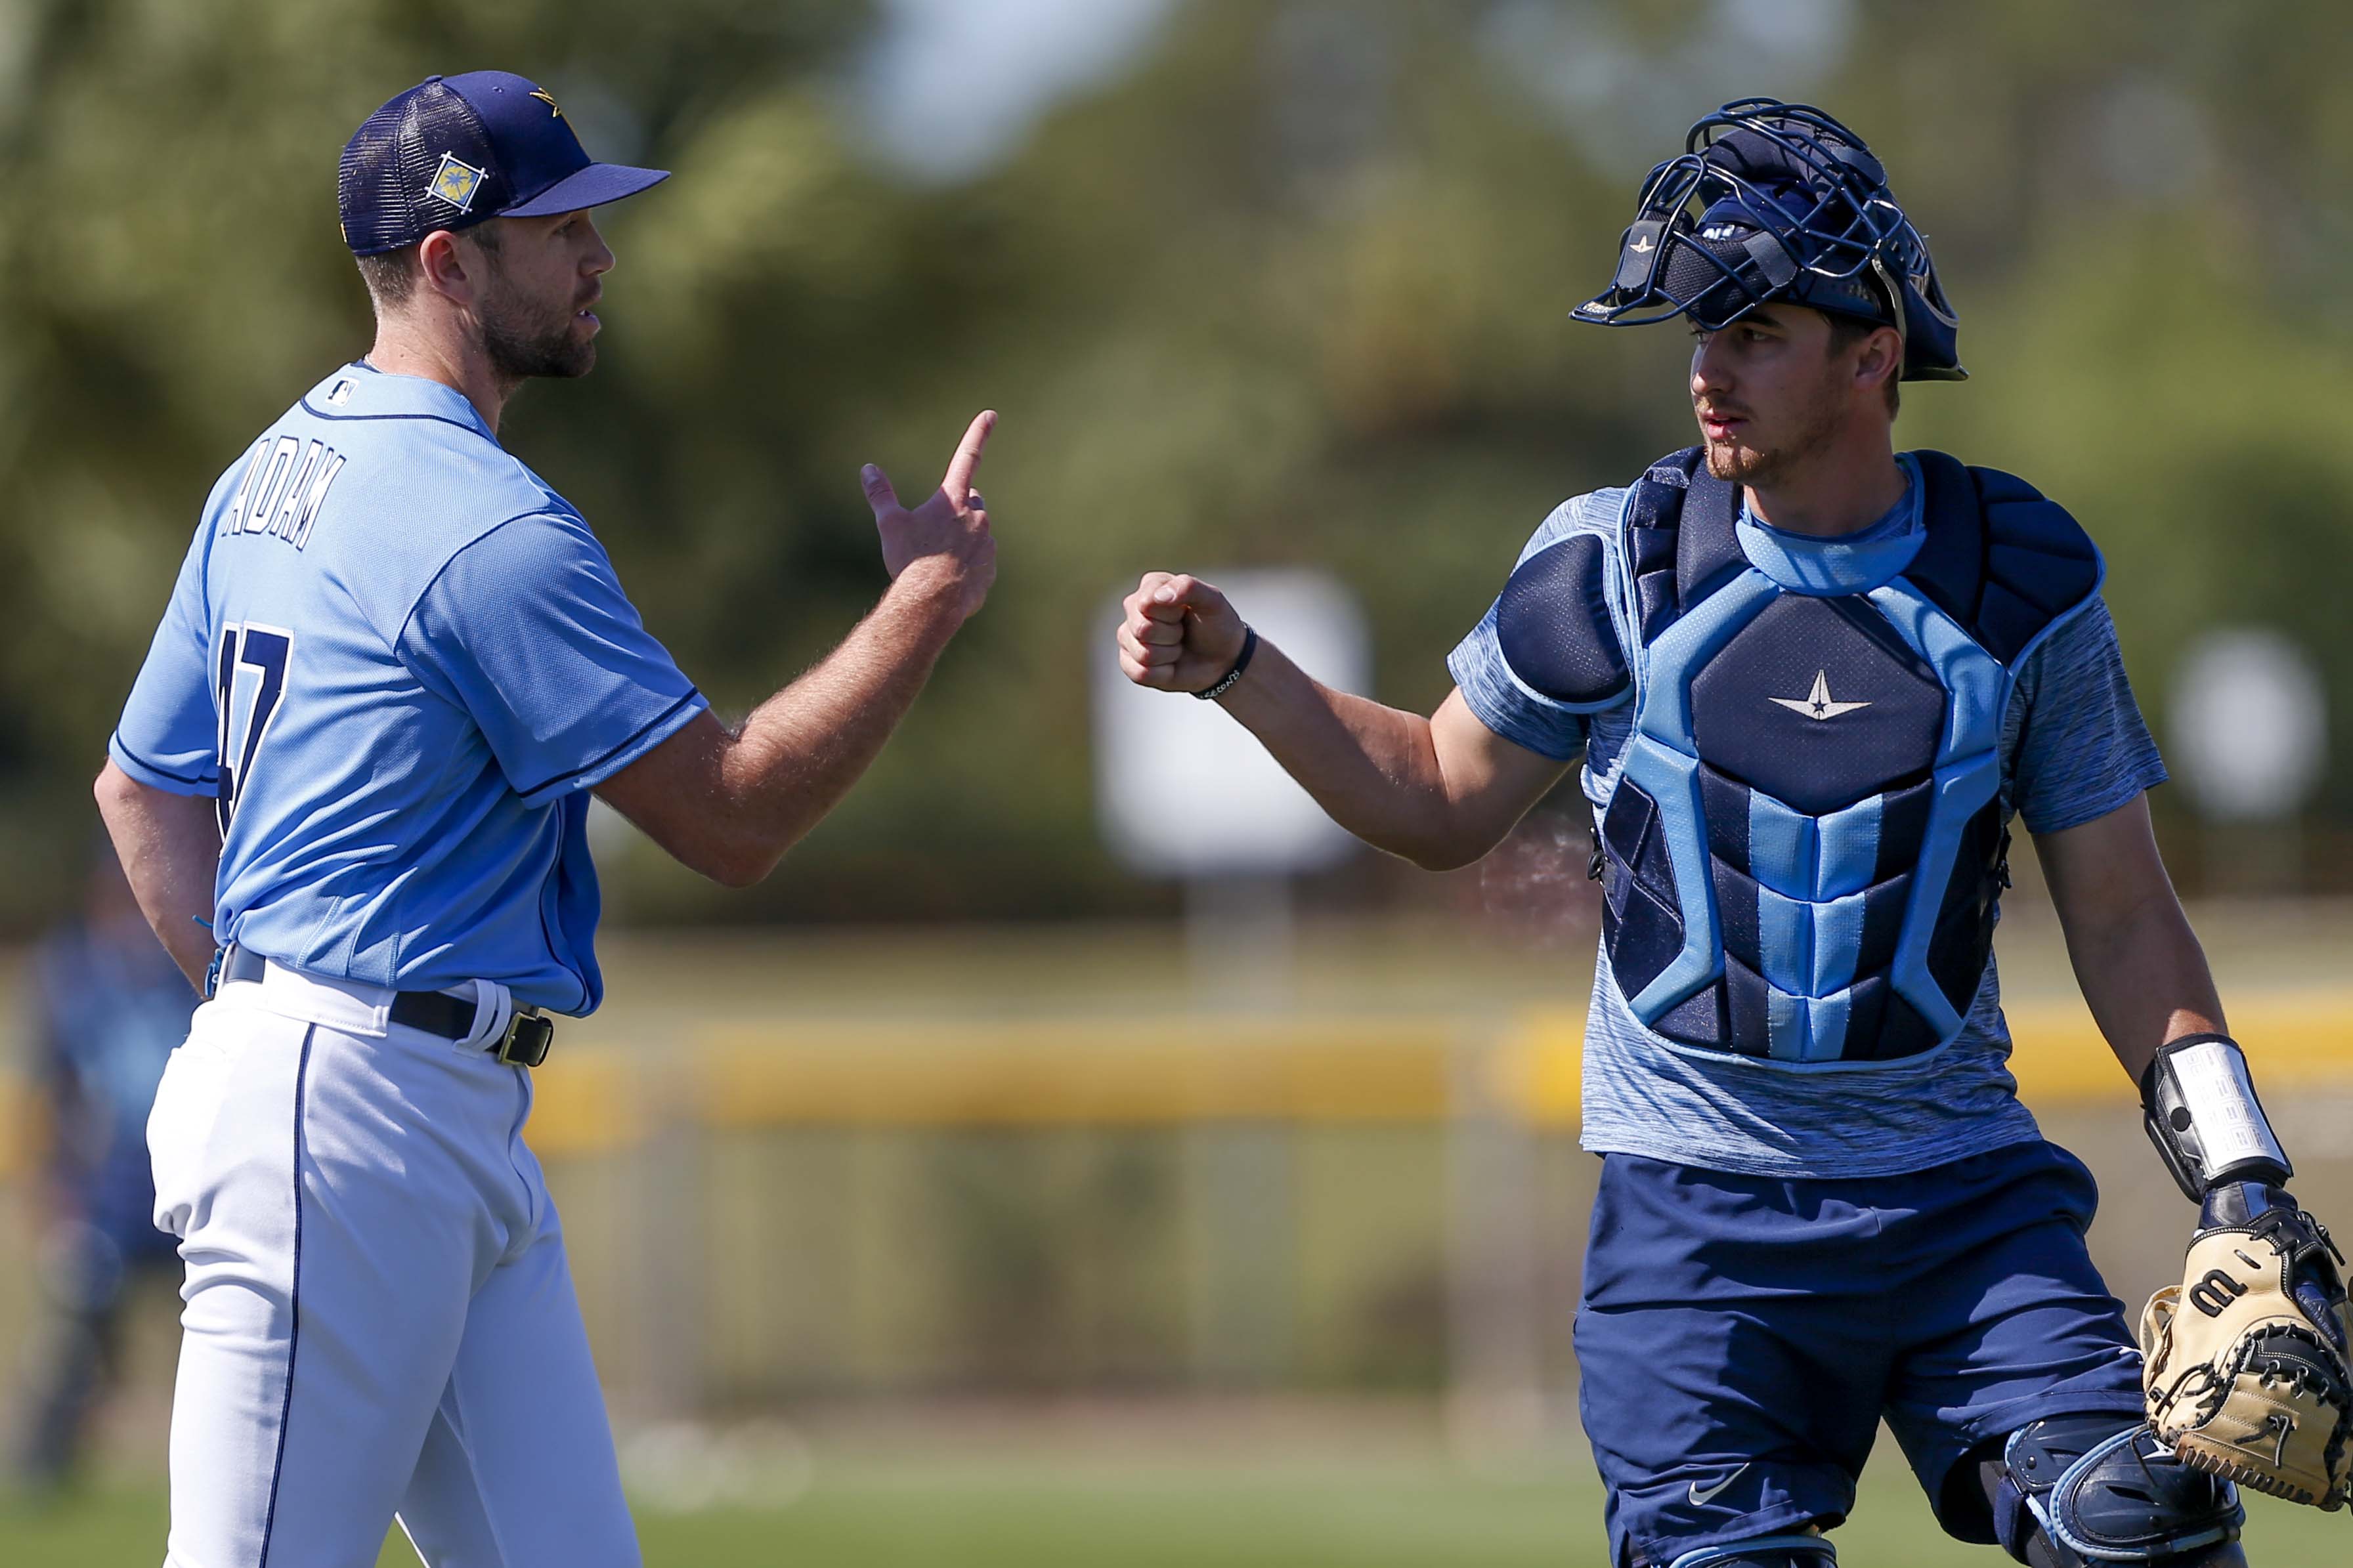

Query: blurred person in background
<box><xmin>7</xmin><ymin>847</ymin><xmax>191</xmax><ymax>1493</ymax></box>
<box><xmin>1119</xmin><ymin>99</ymin><xmax>2349</xmax><ymax>1568</ymax></box>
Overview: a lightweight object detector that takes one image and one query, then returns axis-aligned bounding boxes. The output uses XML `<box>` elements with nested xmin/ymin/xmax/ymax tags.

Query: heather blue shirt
<box><xmin>1448</xmin><ymin>469</ymin><xmax>2165</xmax><ymax>1179</ymax></box>
<box><xmin>109</xmin><ymin>363</ymin><xmax>706</xmax><ymax>1013</ymax></box>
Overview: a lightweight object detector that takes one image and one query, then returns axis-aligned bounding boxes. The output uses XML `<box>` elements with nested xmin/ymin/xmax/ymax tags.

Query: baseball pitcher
<box><xmin>97</xmin><ymin>71</ymin><xmax>995</xmax><ymax>1565</ymax></box>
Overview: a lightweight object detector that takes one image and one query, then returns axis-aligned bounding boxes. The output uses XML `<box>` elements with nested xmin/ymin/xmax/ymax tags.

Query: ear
<box><xmin>1855</xmin><ymin>325</ymin><xmax>1902</xmax><ymax>400</ymax></box>
<box><xmin>417</xmin><ymin>229</ymin><xmax>476</xmax><ymax>305</ymax></box>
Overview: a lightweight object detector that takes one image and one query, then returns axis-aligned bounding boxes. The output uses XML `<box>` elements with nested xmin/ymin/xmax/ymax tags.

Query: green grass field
<box><xmin>5</xmin><ymin>1449</ymin><xmax>2344</xmax><ymax>1566</ymax></box>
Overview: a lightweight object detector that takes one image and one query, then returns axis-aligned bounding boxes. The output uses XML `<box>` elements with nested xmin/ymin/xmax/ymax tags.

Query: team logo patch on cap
<box><xmin>427</xmin><ymin>152</ymin><xmax>486</xmax><ymax>212</ymax></box>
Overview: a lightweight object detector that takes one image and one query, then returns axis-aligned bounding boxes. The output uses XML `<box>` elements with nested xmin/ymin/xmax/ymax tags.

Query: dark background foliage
<box><xmin>5</xmin><ymin>0</ymin><xmax>2347</xmax><ymax>927</ymax></box>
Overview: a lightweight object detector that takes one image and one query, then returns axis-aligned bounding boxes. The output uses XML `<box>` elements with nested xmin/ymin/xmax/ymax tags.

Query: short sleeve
<box><xmin>1444</xmin><ymin>494</ymin><xmax>1627</xmax><ymax>763</ymax></box>
<box><xmin>2006</xmin><ymin>597</ymin><xmax>2167</xmax><ymax>834</ymax></box>
<box><xmin>110</xmin><ymin>520</ymin><xmax>221</xmax><ymax>796</ymax></box>
<box><xmin>399</xmin><ymin>513</ymin><xmax>707</xmax><ymax>808</ymax></box>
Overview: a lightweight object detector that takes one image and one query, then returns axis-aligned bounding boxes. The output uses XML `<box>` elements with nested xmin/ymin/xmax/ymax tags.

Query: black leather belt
<box><xmin>209</xmin><ymin>946</ymin><xmax>554</xmax><ymax>1067</ymax></box>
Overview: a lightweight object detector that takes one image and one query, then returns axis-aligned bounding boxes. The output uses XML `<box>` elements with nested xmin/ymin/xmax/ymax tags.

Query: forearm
<box><xmin>93</xmin><ymin>761</ymin><xmax>217</xmax><ymax>991</ymax></box>
<box><xmin>693</xmin><ymin>567</ymin><xmax>964</xmax><ymax>882</ymax></box>
<box><xmin>2060</xmin><ymin>883</ymin><xmax>2225</xmax><ymax>1085</ymax></box>
<box><xmin>1213</xmin><ymin>641</ymin><xmax>1477</xmax><ymax>868</ymax></box>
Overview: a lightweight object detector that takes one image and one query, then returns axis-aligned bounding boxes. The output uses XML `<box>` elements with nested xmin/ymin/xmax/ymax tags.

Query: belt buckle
<box><xmin>492</xmin><ymin>1007</ymin><xmax>553</xmax><ymax>1068</ymax></box>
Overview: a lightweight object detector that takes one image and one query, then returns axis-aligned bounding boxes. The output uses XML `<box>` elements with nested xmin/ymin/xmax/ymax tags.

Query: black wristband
<box><xmin>1196</xmin><ymin>626</ymin><xmax>1259</xmax><ymax>701</ymax></box>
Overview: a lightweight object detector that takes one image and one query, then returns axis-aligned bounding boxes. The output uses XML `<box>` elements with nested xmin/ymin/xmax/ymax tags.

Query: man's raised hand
<box><xmin>1117</xmin><ymin>572</ymin><xmax>1248</xmax><ymax>694</ymax></box>
<box><xmin>863</xmin><ymin>410</ymin><xmax>997</xmax><ymax>622</ymax></box>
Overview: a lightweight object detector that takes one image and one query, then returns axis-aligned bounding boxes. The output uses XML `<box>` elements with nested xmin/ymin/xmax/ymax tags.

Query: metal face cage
<box><xmin>1574</xmin><ymin>98</ymin><xmax>1964</xmax><ymax>381</ymax></box>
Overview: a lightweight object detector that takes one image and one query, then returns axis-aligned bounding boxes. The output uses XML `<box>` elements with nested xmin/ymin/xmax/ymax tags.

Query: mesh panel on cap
<box><xmin>337</xmin><ymin>81</ymin><xmax>500</xmax><ymax>255</ymax></box>
<box><xmin>338</xmin><ymin>100</ymin><xmax>415</xmax><ymax>254</ymax></box>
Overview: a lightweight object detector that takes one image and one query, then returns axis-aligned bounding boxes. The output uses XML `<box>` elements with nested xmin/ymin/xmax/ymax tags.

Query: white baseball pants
<box><xmin>148</xmin><ymin>961</ymin><xmax>638</xmax><ymax>1567</ymax></box>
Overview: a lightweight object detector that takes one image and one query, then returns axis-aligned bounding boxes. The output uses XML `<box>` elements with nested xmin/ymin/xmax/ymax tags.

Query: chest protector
<box><xmin>1589</xmin><ymin>448</ymin><xmax>2099</xmax><ymax>1064</ymax></box>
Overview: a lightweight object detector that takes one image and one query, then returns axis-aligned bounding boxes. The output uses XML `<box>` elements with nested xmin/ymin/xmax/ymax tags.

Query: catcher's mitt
<box><xmin>2142</xmin><ymin>1185</ymin><xmax>2353</xmax><ymax>1509</ymax></box>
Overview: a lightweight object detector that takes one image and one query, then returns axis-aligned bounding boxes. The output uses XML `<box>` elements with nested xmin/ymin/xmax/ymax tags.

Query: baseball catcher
<box><xmin>1118</xmin><ymin>97</ymin><xmax>2346</xmax><ymax>1567</ymax></box>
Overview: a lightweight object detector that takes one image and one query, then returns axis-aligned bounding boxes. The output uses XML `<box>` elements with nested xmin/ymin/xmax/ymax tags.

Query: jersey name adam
<box><xmin>217</xmin><ymin>434</ymin><xmax>347</xmax><ymax>550</ymax></box>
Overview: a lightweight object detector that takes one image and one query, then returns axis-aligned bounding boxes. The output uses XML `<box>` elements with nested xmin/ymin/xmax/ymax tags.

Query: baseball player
<box><xmin>1118</xmin><ymin>100</ymin><xmax>2349</xmax><ymax>1567</ymax></box>
<box><xmin>7</xmin><ymin>849</ymin><xmax>191</xmax><ymax>1491</ymax></box>
<box><xmin>95</xmin><ymin>71</ymin><xmax>995</xmax><ymax>1565</ymax></box>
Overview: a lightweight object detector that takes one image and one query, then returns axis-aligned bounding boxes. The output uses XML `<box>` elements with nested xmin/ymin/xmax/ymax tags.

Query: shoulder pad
<box><xmin>1971</xmin><ymin>463</ymin><xmax>2100</xmax><ymax>662</ymax></box>
<box><xmin>1905</xmin><ymin>453</ymin><xmax>2102</xmax><ymax>665</ymax></box>
<box><xmin>1496</xmin><ymin>532</ymin><xmax>1630</xmax><ymax>709</ymax></box>
<box><xmin>1622</xmin><ymin>448</ymin><xmax>1744</xmax><ymax>643</ymax></box>
<box><xmin>1624</xmin><ymin>448</ymin><xmax>1699</xmax><ymax>643</ymax></box>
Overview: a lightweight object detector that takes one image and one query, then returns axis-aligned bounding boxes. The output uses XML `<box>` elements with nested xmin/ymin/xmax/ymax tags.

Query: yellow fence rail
<box><xmin>8</xmin><ymin>992</ymin><xmax>2353</xmax><ymax>1172</ymax></box>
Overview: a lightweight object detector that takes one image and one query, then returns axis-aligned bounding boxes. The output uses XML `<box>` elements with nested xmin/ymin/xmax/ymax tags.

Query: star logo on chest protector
<box><xmin>1769</xmin><ymin>669</ymin><xmax>1872</xmax><ymax>722</ymax></box>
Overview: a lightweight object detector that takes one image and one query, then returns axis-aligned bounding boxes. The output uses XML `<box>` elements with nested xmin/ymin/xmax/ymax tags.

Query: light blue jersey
<box><xmin>110</xmin><ymin>362</ymin><xmax>706</xmax><ymax>1013</ymax></box>
<box><xmin>1450</xmin><ymin>480</ymin><xmax>2167</xmax><ymax>1179</ymax></box>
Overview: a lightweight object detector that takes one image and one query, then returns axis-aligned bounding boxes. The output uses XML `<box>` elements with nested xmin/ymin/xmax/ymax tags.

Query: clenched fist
<box><xmin>1117</xmin><ymin>572</ymin><xmax>1249</xmax><ymax>694</ymax></box>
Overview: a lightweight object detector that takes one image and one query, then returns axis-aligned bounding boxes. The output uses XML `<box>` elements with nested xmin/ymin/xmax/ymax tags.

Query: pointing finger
<box><xmin>861</xmin><ymin>463</ymin><xmax>901</xmax><ymax>519</ymax></box>
<box><xmin>941</xmin><ymin>409</ymin><xmax>996</xmax><ymax>499</ymax></box>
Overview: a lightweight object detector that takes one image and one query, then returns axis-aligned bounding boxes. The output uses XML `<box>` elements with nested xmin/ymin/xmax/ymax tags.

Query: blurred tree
<box><xmin>5</xmin><ymin>0</ymin><xmax>2352</xmax><ymax>929</ymax></box>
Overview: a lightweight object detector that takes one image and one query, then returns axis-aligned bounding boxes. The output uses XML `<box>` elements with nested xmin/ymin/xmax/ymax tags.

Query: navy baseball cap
<box><xmin>339</xmin><ymin>71</ymin><xmax>668</xmax><ymax>255</ymax></box>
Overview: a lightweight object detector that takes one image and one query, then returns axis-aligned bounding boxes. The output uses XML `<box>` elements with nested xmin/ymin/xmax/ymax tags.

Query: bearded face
<box><xmin>1699</xmin><ymin>356</ymin><xmax>1845</xmax><ymax>487</ymax></box>
<box><xmin>456</xmin><ymin>216</ymin><xmax>606</xmax><ymax>384</ymax></box>
<box><xmin>475</xmin><ymin>252</ymin><xmax>597</xmax><ymax>382</ymax></box>
<box><xmin>1689</xmin><ymin>306</ymin><xmax>1877</xmax><ymax>489</ymax></box>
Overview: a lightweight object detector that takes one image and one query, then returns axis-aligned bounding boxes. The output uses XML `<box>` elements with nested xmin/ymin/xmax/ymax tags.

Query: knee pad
<box><xmin>1992</xmin><ymin>1414</ymin><xmax>2243</xmax><ymax>1567</ymax></box>
<box><xmin>1666</xmin><ymin>1536</ymin><xmax>1836</xmax><ymax>1568</ymax></box>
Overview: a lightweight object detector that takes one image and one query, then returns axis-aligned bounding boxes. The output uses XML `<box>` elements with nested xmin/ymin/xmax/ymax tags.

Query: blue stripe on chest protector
<box><xmin>1806</xmin><ymin>990</ymin><xmax>1854</xmax><ymax>1061</ymax></box>
<box><xmin>1746</xmin><ymin>791</ymin><xmax>1814</xmax><ymax>898</ymax></box>
<box><xmin>1888</xmin><ymin>753</ymin><xmax>2002</xmax><ymax>1038</ymax></box>
<box><xmin>1757</xmin><ymin>885</ymin><xmax>1811</xmax><ymax>996</ymax></box>
<box><xmin>1623</xmin><ymin>569</ymin><xmax>1782</xmax><ymax>1021</ymax></box>
<box><xmin>1867</xmin><ymin>579</ymin><xmax>2007</xmax><ymax>1040</ymax></box>
<box><xmin>1815</xmin><ymin>793</ymin><xmax>1880</xmax><ymax>899</ymax></box>
<box><xmin>1727</xmin><ymin>627</ymin><xmax>1902</xmax><ymax>1059</ymax></box>
<box><xmin>1744</xmin><ymin>791</ymin><xmax>1884</xmax><ymax>892</ymax></box>
<box><xmin>1620</xmin><ymin>739</ymin><xmax>1718</xmax><ymax>1018</ymax></box>
<box><xmin>1868</xmin><ymin>582</ymin><xmax>2002</xmax><ymax>763</ymax></box>
<box><xmin>1633</xmin><ymin>568</ymin><xmax>1780</xmax><ymax>748</ymax></box>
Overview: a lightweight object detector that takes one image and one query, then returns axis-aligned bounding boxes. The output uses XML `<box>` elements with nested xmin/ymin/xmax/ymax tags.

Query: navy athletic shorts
<box><xmin>1575</xmin><ymin>1138</ymin><xmax>2148</xmax><ymax>1567</ymax></box>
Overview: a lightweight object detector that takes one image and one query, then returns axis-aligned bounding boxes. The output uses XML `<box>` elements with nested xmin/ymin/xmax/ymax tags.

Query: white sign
<box><xmin>2169</xmin><ymin>627</ymin><xmax>2327</xmax><ymax>823</ymax></box>
<box><xmin>1094</xmin><ymin>569</ymin><xmax>1370</xmax><ymax>878</ymax></box>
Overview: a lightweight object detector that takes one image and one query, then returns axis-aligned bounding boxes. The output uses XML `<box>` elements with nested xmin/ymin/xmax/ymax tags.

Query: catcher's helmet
<box><xmin>1574</xmin><ymin>98</ymin><xmax>1965</xmax><ymax>382</ymax></box>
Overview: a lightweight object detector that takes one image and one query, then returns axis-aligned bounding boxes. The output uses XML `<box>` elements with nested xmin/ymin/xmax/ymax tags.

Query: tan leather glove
<box><xmin>2142</xmin><ymin>1186</ymin><xmax>2352</xmax><ymax>1510</ymax></box>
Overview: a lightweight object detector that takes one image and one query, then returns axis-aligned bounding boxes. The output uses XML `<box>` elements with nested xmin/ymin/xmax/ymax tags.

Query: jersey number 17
<box><xmin>215</xmin><ymin>622</ymin><xmax>293</xmax><ymax>837</ymax></box>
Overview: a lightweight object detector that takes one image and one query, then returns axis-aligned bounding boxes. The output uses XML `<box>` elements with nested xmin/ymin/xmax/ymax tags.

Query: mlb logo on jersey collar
<box><xmin>428</xmin><ymin>152</ymin><xmax>486</xmax><ymax>213</ymax></box>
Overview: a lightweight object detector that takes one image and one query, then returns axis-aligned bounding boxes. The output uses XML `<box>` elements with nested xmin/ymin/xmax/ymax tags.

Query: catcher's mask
<box><xmin>1573</xmin><ymin>98</ymin><xmax>1966</xmax><ymax>383</ymax></box>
